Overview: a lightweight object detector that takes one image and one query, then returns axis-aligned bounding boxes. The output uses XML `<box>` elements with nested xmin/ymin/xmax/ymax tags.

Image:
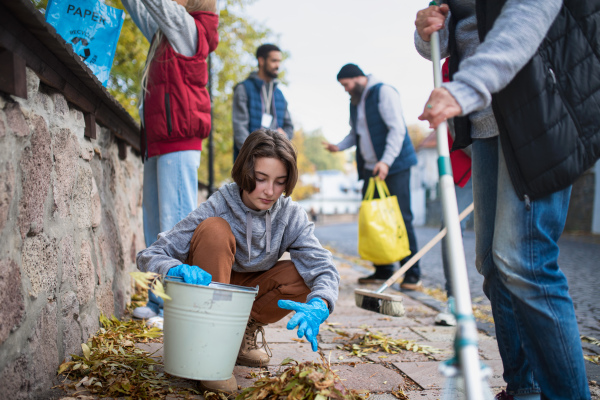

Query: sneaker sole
<box><xmin>357</xmin><ymin>278</ymin><xmax>388</xmax><ymax>284</ymax></box>
<box><xmin>132</xmin><ymin>308</ymin><xmax>159</xmax><ymax>320</ymax></box>
<box><xmin>400</xmin><ymin>282</ymin><xmax>422</xmax><ymax>291</ymax></box>
<box><xmin>435</xmin><ymin>320</ymin><xmax>457</xmax><ymax>327</ymax></box>
<box><xmin>197</xmin><ymin>375</ymin><xmax>238</xmax><ymax>393</ymax></box>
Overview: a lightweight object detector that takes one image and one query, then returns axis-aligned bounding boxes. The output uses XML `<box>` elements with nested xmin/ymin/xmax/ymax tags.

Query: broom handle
<box><xmin>428</xmin><ymin>15</ymin><xmax>484</xmax><ymax>399</ymax></box>
<box><xmin>375</xmin><ymin>202</ymin><xmax>474</xmax><ymax>294</ymax></box>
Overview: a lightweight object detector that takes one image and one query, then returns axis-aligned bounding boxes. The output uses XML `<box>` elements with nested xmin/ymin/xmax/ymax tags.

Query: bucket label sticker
<box><xmin>212</xmin><ymin>291</ymin><xmax>233</xmax><ymax>302</ymax></box>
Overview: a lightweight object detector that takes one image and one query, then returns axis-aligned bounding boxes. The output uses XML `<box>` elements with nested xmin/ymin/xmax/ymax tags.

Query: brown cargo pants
<box><xmin>185</xmin><ymin>217</ymin><xmax>310</xmax><ymax>325</ymax></box>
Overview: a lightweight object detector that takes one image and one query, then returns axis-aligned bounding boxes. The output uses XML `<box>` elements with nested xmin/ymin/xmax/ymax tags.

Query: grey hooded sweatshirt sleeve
<box><xmin>121</xmin><ymin>0</ymin><xmax>198</xmax><ymax>56</ymax></box>
<box><xmin>137</xmin><ymin>182</ymin><xmax>340</xmax><ymax>312</ymax></box>
<box><xmin>414</xmin><ymin>0</ymin><xmax>562</xmax><ymax>116</ymax></box>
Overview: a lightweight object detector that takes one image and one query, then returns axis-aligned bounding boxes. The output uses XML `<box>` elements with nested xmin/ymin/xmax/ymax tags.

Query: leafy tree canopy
<box><xmin>302</xmin><ymin>129</ymin><xmax>345</xmax><ymax>172</ymax></box>
<box><xmin>290</xmin><ymin>129</ymin><xmax>317</xmax><ymax>201</ymax></box>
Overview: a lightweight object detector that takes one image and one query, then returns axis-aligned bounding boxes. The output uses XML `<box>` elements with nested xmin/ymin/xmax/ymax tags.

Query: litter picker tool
<box><xmin>354</xmin><ymin>202</ymin><xmax>473</xmax><ymax>316</ymax></box>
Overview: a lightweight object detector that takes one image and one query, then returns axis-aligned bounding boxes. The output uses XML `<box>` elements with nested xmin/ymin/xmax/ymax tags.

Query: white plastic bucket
<box><xmin>163</xmin><ymin>277</ymin><xmax>258</xmax><ymax>380</ymax></box>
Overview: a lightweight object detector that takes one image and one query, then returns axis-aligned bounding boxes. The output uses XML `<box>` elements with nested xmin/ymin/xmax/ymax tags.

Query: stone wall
<box><xmin>0</xmin><ymin>69</ymin><xmax>145</xmax><ymax>399</ymax></box>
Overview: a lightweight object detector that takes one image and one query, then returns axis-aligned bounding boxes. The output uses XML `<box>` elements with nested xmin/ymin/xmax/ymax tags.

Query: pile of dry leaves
<box><xmin>234</xmin><ymin>356</ymin><xmax>364</xmax><ymax>400</ymax></box>
<box><xmin>327</xmin><ymin>326</ymin><xmax>441</xmax><ymax>359</ymax></box>
<box><xmin>55</xmin><ymin>314</ymin><xmax>197</xmax><ymax>399</ymax></box>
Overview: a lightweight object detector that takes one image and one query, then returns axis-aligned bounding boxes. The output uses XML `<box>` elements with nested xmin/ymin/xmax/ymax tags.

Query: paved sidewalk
<box><xmin>79</xmin><ymin>252</ymin><xmax>599</xmax><ymax>400</ymax></box>
<box><xmin>261</xmin><ymin>256</ymin><xmax>507</xmax><ymax>399</ymax></box>
<box><xmin>133</xmin><ymin>255</ymin><xmax>508</xmax><ymax>400</ymax></box>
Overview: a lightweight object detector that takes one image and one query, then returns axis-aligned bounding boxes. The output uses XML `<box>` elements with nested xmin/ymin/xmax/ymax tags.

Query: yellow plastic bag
<box><xmin>358</xmin><ymin>177</ymin><xmax>411</xmax><ymax>265</ymax></box>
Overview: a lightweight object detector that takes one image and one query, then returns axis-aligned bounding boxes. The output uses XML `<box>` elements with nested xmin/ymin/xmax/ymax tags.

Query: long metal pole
<box><xmin>430</xmin><ymin>28</ymin><xmax>484</xmax><ymax>400</ymax></box>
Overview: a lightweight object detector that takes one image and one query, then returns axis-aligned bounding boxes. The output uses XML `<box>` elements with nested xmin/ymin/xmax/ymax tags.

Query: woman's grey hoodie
<box><xmin>136</xmin><ymin>182</ymin><xmax>340</xmax><ymax>312</ymax></box>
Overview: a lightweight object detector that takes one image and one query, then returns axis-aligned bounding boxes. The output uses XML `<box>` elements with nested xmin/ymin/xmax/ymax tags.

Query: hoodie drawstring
<box><xmin>246</xmin><ymin>212</ymin><xmax>253</xmax><ymax>262</ymax></box>
<box><xmin>245</xmin><ymin>211</ymin><xmax>272</xmax><ymax>263</ymax></box>
<box><xmin>266</xmin><ymin>211</ymin><xmax>271</xmax><ymax>255</ymax></box>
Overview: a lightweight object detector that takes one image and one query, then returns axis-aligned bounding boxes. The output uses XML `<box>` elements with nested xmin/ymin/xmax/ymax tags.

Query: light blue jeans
<box><xmin>471</xmin><ymin>137</ymin><xmax>589</xmax><ymax>399</ymax></box>
<box><xmin>142</xmin><ymin>150</ymin><xmax>201</xmax><ymax>316</ymax></box>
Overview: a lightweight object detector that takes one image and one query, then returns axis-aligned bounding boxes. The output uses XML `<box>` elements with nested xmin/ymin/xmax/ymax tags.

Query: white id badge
<box><xmin>261</xmin><ymin>113</ymin><xmax>273</xmax><ymax>128</ymax></box>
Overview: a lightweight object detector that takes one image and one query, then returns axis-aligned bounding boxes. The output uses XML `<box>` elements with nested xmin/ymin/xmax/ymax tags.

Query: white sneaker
<box><xmin>132</xmin><ymin>306</ymin><xmax>159</xmax><ymax>319</ymax></box>
<box><xmin>435</xmin><ymin>302</ymin><xmax>457</xmax><ymax>326</ymax></box>
<box><xmin>146</xmin><ymin>316</ymin><xmax>164</xmax><ymax>330</ymax></box>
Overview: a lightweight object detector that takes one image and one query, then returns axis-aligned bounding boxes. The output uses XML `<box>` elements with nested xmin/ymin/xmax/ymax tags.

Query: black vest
<box><xmin>449</xmin><ymin>0</ymin><xmax>600</xmax><ymax>200</ymax></box>
<box><xmin>350</xmin><ymin>84</ymin><xmax>417</xmax><ymax>180</ymax></box>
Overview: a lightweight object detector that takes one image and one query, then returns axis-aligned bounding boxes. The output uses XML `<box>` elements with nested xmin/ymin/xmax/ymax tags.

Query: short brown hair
<box><xmin>231</xmin><ymin>129</ymin><xmax>298</xmax><ymax>197</ymax></box>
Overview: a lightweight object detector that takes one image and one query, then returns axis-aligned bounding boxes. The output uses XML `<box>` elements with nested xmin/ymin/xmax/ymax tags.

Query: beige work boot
<box><xmin>197</xmin><ymin>375</ymin><xmax>238</xmax><ymax>393</ymax></box>
<box><xmin>236</xmin><ymin>318</ymin><xmax>271</xmax><ymax>367</ymax></box>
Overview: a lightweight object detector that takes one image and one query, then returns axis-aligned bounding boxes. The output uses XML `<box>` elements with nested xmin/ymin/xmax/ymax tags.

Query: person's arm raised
<box><xmin>420</xmin><ymin>0</ymin><xmax>562</xmax><ymax>129</ymax></box>
<box><xmin>121</xmin><ymin>0</ymin><xmax>158</xmax><ymax>42</ymax></box>
<box><xmin>139</xmin><ymin>0</ymin><xmax>198</xmax><ymax>56</ymax></box>
<box><xmin>414</xmin><ymin>4</ymin><xmax>450</xmax><ymax>61</ymax></box>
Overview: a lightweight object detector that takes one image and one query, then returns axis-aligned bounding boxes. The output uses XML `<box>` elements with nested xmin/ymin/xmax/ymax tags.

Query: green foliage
<box><xmin>291</xmin><ymin>129</ymin><xmax>318</xmax><ymax>201</ymax></box>
<box><xmin>303</xmin><ymin>129</ymin><xmax>346</xmax><ymax>172</ymax></box>
<box><xmin>31</xmin><ymin>0</ymin><xmax>48</xmax><ymax>9</ymax></box>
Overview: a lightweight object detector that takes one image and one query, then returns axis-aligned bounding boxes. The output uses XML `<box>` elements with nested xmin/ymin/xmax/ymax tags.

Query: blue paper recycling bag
<box><xmin>45</xmin><ymin>0</ymin><xmax>124</xmax><ymax>86</ymax></box>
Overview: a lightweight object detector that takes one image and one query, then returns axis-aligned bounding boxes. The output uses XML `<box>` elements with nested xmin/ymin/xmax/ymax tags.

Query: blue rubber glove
<box><xmin>166</xmin><ymin>264</ymin><xmax>212</xmax><ymax>286</ymax></box>
<box><xmin>278</xmin><ymin>298</ymin><xmax>329</xmax><ymax>352</ymax></box>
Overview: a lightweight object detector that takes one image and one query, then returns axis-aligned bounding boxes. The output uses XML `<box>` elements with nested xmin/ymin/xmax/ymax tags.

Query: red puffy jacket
<box><xmin>442</xmin><ymin>58</ymin><xmax>471</xmax><ymax>188</ymax></box>
<box><xmin>142</xmin><ymin>11</ymin><xmax>219</xmax><ymax>158</ymax></box>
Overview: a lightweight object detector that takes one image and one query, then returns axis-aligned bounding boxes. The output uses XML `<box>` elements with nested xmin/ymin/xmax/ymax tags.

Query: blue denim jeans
<box><xmin>142</xmin><ymin>150</ymin><xmax>201</xmax><ymax>315</ymax></box>
<box><xmin>472</xmin><ymin>137</ymin><xmax>589</xmax><ymax>399</ymax></box>
<box><xmin>362</xmin><ymin>168</ymin><xmax>419</xmax><ymax>279</ymax></box>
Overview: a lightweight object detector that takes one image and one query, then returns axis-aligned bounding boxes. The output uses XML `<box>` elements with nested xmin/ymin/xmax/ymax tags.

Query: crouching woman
<box><xmin>136</xmin><ymin>129</ymin><xmax>340</xmax><ymax>391</ymax></box>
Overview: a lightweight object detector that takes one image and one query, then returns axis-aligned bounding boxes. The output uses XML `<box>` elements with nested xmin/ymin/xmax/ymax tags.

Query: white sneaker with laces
<box><xmin>146</xmin><ymin>316</ymin><xmax>164</xmax><ymax>330</ymax></box>
<box><xmin>132</xmin><ymin>306</ymin><xmax>158</xmax><ymax>319</ymax></box>
<box><xmin>435</xmin><ymin>301</ymin><xmax>457</xmax><ymax>326</ymax></box>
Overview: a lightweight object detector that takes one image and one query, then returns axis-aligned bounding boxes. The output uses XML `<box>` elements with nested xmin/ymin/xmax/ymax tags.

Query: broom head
<box><xmin>354</xmin><ymin>288</ymin><xmax>405</xmax><ymax>317</ymax></box>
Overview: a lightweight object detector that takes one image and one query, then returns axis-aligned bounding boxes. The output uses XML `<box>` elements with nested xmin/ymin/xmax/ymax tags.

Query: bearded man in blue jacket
<box><xmin>324</xmin><ymin>64</ymin><xmax>420</xmax><ymax>289</ymax></box>
<box><xmin>232</xmin><ymin>44</ymin><xmax>294</xmax><ymax>161</ymax></box>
